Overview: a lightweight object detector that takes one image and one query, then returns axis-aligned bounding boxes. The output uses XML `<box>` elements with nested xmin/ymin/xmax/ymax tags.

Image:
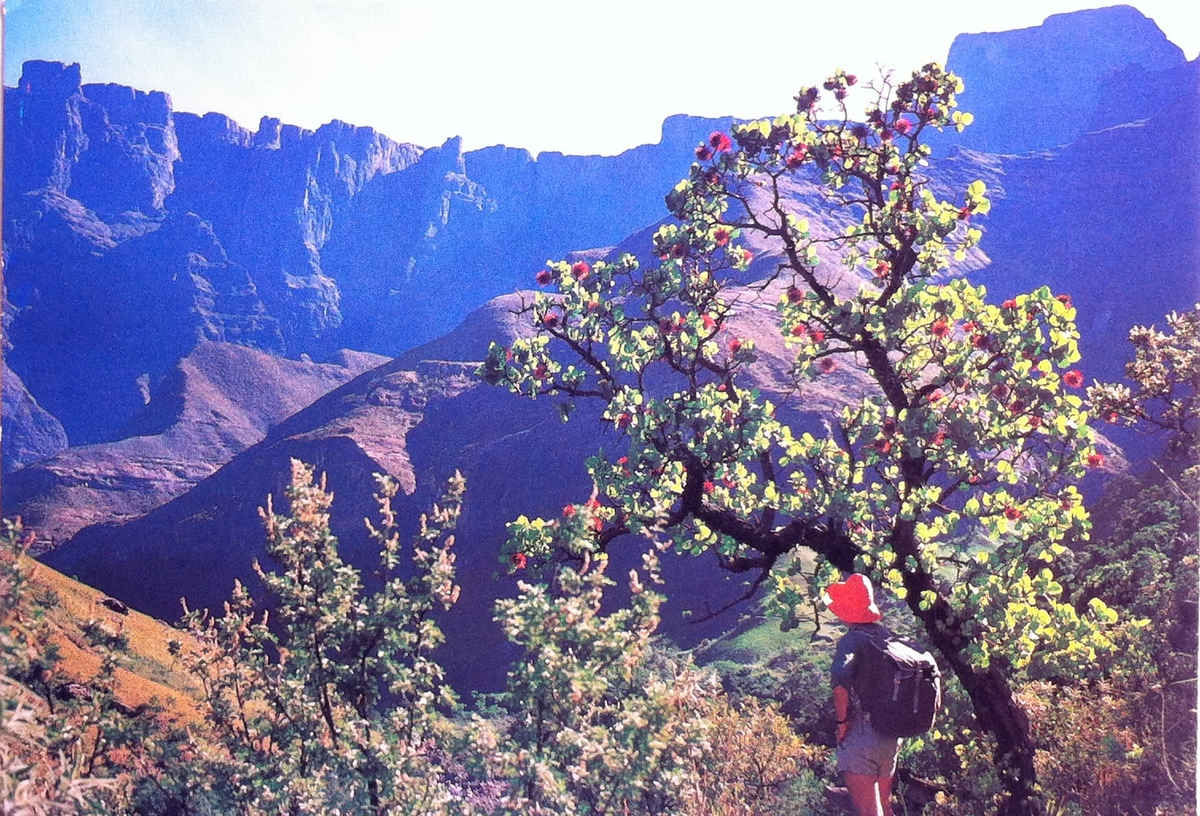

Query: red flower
<box><xmin>709</xmin><ymin>131</ymin><xmax>732</xmax><ymax>152</ymax></box>
<box><xmin>972</xmin><ymin>334</ymin><xmax>989</xmax><ymax>349</ymax></box>
<box><xmin>1087</xmin><ymin>453</ymin><xmax>1105</xmax><ymax>467</ymax></box>
<box><xmin>741</xmin><ymin>249</ymin><xmax>754</xmax><ymax>264</ymax></box>
<box><xmin>818</xmin><ymin>357</ymin><xmax>837</xmax><ymax>373</ymax></box>
<box><xmin>1056</xmin><ymin>293</ymin><xmax>1073</xmax><ymax>307</ymax></box>
<box><xmin>1004</xmin><ymin>506</ymin><xmax>1022</xmax><ymax>521</ymax></box>
<box><xmin>616</xmin><ymin>412</ymin><xmax>633</xmax><ymax>429</ymax></box>
<box><xmin>1105</xmin><ymin>410</ymin><xmax>1119</xmax><ymax>423</ymax></box>
<box><xmin>563</xmin><ymin>504</ymin><xmax>576</xmax><ymax>518</ymax></box>
<box><xmin>894</xmin><ymin>117</ymin><xmax>913</xmax><ymax>135</ymax></box>
<box><xmin>534</xmin><ymin>363</ymin><xmax>548</xmax><ymax>379</ymax></box>
<box><xmin>713</xmin><ymin>227</ymin><xmax>731</xmax><ymax>247</ymax></box>
<box><xmin>958</xmin><ymin>207</ymin><xmax>972</xmax><ymax>220</ymax></box>
<box><xmin>729</xmin><ymin>337</ymin><xmax>743</xmax><ymax>354</ymax></box>
<box><xmin>703</xmin><ymin>480</ymin><xmax>715</xmax><ymax>494</ymax></box>
<box><xmin>790</xmin><ymin>323</ymin><xmax>808</xmax><ymax>337</ymax></box>
<box><xmin>1002</xmin><ymin>299</ymin><xmax>1018</xmax><ymax>309</ymax></box>
<box><xmin>536</xmin><ymin>269</ymin><xmax>553</xmax><ymax>285</ymax></box>
<box><xmin>511</xmin><ymin>552</ymin><xmax>528</xmax><ymax>569</ymax></box>
<box><xmin>932</xmin><ymin>428</ymin><xmax>947</xmax><ymax>445</ymax></box>
<box><xmin>572</xmin><ymin>261</ymin><xmax>591</xmax><ymax>279</ymax></box>
<box><xmin>695</xmin><ymin>144</ymin><xmax>713</xmax><ymax>161</ymax></box>
<box><xmin>929</xmin><ymin>389</ymin><xmax>944</xmax><ymax>403</ymax></box>
<box><xmin>543</xmin><ymin>312</ymin><xmax>560</xmax><ymax>328</ymax></box>
<box><xmin>591</xmin><ymin>516</ymin><xmax>604</xmax><ymax>533</ymax></box>
<box><xmin>931</xmin><ymin>318</ymin><xmax>950</xmax><ymax>338</ymax></box>
<box><xmin>702</xmin><ymin>314</ymin><xmax>716</xmax><ymax>330</ymax></box>
<box><xmin>874</xmin><ymin>260</ymin><xmax>891</xmax><ymax>278</ymax></box>
<box><xmin>875</xmin><ymin>438</ymin><xmax>893</xmax><ymax>454</ymax></box>
<box><xmin>785</xmin><ymin>146</ymin><xmax>807</xmax><ymax>168</ymax></box>
<box><xmin>810</xmin><ymin>329</ymin><xmax>826</xmax><ymax>343</ymax></box>
<box><xmin>1028</xmin><ymin>416</ymin><xmax>1042</xmax><ymax>428</ymax></box>
<box><xmin>1063</xmin><ymin>370</ymin><xmax>1084</xmax><ymax>388</ymax></box>
<box><xmin>786</xmin><ymin>285</ymin><xmax>804</xmax><ymax>303</ymax></box>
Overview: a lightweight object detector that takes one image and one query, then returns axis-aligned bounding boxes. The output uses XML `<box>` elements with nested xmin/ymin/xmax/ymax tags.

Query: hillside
<box><xmin>6</xmin><ymin>342</ymin><xmax>386</xmax><ymax>547</ymax></box>
<box><xmin>6</xmin><ymin>551</ymin><xmax>200</xmax><ymax>721</ymax></box>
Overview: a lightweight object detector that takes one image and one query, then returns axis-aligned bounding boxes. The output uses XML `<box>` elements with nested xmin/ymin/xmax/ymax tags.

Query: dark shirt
<box><xmin>831</xmin><ymin>622</ymin><xmax>891</xmax><ymax>691</ymax></box>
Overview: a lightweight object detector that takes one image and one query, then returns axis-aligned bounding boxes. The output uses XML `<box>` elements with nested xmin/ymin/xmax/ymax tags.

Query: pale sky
<box><xmin>3</xmin><ymin>1</ymin><xmax>1197</xmax><ymax>156</ymax></box>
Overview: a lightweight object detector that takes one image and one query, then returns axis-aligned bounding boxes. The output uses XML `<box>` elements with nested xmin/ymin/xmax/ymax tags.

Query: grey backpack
<box><xmin>858</xmin><ymin>633</ymin><xmax>942</xmax><ymax>738</ymax></box>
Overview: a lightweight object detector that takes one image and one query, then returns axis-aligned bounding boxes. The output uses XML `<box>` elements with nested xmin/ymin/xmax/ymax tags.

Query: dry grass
<box><xmin>17</xmin><ymin>555</ymin><xmax>203</xmax><ymax>723</ymax></box>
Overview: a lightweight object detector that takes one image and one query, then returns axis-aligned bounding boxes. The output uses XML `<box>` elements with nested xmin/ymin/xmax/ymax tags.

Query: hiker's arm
<box><xmin>831</xmin><ymin>634</ymin><xmax>857</xmax><ymax>744</ymax></box>
<box><xmin>834</xmin><ymin>685</ymin><xmax>851</xmax><ymax>743</ymax></box>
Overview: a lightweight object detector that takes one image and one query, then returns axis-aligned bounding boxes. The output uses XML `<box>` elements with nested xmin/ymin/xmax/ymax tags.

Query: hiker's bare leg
<box><xmin>844</xmin><ymin>772</ymin><xmax>882</xmax><ymax>816</ymax></box>
<box><xmin>877</xmin><ymin>775</ymin><xmax>894</xmax><ymax>816</ymax></box>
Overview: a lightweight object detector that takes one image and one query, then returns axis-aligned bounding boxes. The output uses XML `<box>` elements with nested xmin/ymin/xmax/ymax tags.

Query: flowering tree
<box><xmin>1088</xmin><ymin>305</ymin><xmax>1199</xmax><ymax>464</ymax></box>
<box><xmin>480</xmin><ymin>64</ymin><xmax>1120</xmax><ymax>814</ymax></box>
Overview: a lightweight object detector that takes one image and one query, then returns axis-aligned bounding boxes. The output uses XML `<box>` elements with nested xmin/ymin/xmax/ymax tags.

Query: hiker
<box><xmin>827</xmin><ymin>572</ymin><xmax>899</xmax><ymax>816</ymax></box>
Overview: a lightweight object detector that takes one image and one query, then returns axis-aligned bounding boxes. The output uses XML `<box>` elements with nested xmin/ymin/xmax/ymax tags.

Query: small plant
<box><xmin>31</xmin><ymin>585</ymin><xmax>61</xmax><ymax>610</ymax></box>
<box><xmin>1</xmin><ymin>518</ymin><xmax>139</xmax><ymax>814</ymax></box>
<box><xmin>81</xmin><ymin>618</ymin><xmax>130</xmax><ymax>653</ymax></box>
<box><xmin>174</xmin><ymin>460</ymin><xmax>468</xmax><ymax>815</ymax></box>
<box><xmin>465</xmin><ymin>548</ymin><xmax>818</xmax><ymax>815</ymax></box>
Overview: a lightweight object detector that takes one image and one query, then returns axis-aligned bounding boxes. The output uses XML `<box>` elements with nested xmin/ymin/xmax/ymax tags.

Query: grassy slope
<box><xmin>18</xmin><ymin>555</ymin><xmax>202</xmax><ymax>721</ymax></box>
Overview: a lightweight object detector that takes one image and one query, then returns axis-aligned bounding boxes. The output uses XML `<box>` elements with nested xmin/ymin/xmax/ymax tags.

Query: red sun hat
<box><xmin>823</xmin><ymin>573</ymin><xmax>882</xmax><ymax>624</ymax></box>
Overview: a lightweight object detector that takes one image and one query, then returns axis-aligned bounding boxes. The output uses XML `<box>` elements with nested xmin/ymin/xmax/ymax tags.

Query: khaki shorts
<box><xmin>837</xmin><ymin>716</ymin><xmax>901</xmax><ymax>777</ymax></box>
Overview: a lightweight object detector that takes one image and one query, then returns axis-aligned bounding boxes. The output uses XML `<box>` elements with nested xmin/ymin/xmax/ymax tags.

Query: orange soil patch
<box><xmin>19</xmin><ymin>555</ymin><xmax>204</xmax><ymax>723</ymax></box>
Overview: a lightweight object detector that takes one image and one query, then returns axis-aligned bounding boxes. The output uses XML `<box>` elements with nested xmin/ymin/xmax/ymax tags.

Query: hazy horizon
<box><xmin>4</xmin><ymin>1</ymin><xmax>1198</xmax><ymax>156</ymax></box>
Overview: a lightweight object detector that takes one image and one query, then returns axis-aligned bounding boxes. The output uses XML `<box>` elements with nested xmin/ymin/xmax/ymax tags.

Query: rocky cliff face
<box><xmin>945</xmin><ymin>5</ymin><xmax>1185</xmax><ymax>153</ymax></box>
<box><xmin>2</xmin><ymin>363</ymin><xmax>69</xmax><ymax>473</ymax></box>
<box><xmin>5</xmin><ymin>61</ymin><xmax>179</xmax><ymax>215</ymax></box>
<box><xmin>3</xmin><ymin>63</ymin><xmax>423</xmax><ymax>445</ymax></box>
<box><xmin>2</xmin><ymin>61</ymin><xmax>731</xmax><ymax>445</ymax></box>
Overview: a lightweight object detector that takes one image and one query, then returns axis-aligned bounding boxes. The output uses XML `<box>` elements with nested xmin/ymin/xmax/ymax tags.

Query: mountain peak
<box><xmin>16</xmin><ymin>60</ymin><xmax>81</xmax><ymax>97</ymax></box>
<box><xmin>946</xmin><ymin>4</ymin><xmax>1185</xmax><ymax>154</ymax></box>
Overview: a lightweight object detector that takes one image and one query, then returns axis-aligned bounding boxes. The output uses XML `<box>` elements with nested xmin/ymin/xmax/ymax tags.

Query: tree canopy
<box><xmin>480</xmin><ymin>63</ymin><xmax>1122</xmax><ymax>815</ymax></box>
